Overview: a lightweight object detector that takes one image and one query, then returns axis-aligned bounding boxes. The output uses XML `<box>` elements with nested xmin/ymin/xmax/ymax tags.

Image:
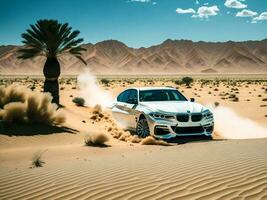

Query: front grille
<box><xmin>171</xmin><ymin>126</ymin><xmax>204</xmax><ymax>134</ymax></box>
<box><xmin>176</xmin><ymin>114</ymin><xmax>189</xmax><ymax>122</ymax></box>
<box><xmin>191</xmin><ymin>113</ymin><xmax>203</xmax><ymax>122</ymax></box>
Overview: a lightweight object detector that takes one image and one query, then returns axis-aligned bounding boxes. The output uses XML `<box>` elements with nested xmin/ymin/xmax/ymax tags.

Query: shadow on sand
<box><xmin>165</xmin><ymin>135</ymin><xmax>224</xmax><ymax>145</ymax></box>
<box><xmin>85</xmin><ymin>143</ymin><xmax>111</xmax><ymax>148</ymax></box>
<box><xmin>0</xmin><ymin>122</ymin><xmax>77</xmax><ymax>136</ymax></box>
<box><xmin>128</xmin><ymin>130</ymin><xmax>223</xmax><ymax>145</ymax></box>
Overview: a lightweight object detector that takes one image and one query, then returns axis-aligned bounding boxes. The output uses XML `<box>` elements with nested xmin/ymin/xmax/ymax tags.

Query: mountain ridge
<box><xmin>0</xmin><ymin>39</ymin><xmax>267</xmax><ymax>74</ymax></box>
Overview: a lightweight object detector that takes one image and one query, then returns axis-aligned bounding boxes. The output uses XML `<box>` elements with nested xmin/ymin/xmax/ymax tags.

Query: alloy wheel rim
<box><xmin>137</xmin><ymin>119</ymin><xmax>150</xmax><ymax>137</ymax></box>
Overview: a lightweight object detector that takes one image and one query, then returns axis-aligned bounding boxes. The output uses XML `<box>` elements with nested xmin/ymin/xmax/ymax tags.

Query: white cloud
<box><xmin>130</xmin><ymin>0</ymin><xmax>150</xmax><ymax>2</ymax></box>
<box><xmin>236</xmin><ymin>9</ymin><xmax>257</xmax><ymax>17</ymax></box>
<box><xmin>204</xmin><ymin>2</ymin><xmax>209</xmax><ymax>6</ymax></box>
<box><xmin>176</xmin><ymin>8</ymin><xmax>195</xmax><ymax>14</ymax></box>
<box><xmin>152</xmin><ymin>2</ymin><xmax>157</xmax><ymax>5</ymax></box>
<box><xmin>195</xmin><ymin>0</ymin><xmax>199</xmax><ymax>5</ymax></box>
<box><xmin>224</xmin><ymin>0</ymin><xmax>247</xmax><ymax>9</ymax></box>
<box><xmin>192</xmin><ymin>5</ymin><xmax>219</xmax><ymax>18</ymax></box>
<box><xmin>253</xmin><ymin>12</ymin><xmax>267</xmax><ymax>21</ymax></box>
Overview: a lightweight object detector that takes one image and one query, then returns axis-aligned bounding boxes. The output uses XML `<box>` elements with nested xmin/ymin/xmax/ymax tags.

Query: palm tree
<box><xmin>17</xmin><ymin>19</ymin><xmax>87</xmax><ymax>104</ymax></box>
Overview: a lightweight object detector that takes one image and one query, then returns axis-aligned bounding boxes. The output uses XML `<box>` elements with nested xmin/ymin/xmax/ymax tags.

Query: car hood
<box><xmin>139</xmin><ymin>101</ymin><xmax>207</xmax><ymax>114</ymax></box>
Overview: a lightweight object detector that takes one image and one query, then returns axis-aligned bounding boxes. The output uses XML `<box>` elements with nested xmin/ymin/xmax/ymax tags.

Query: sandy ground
<box><xmin>0</xmin><ymin>75</ymin><xmax>267</xmax><ymax>199</ymax></box>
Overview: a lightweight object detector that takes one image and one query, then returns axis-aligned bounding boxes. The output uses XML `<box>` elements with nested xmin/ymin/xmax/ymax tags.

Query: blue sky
<box><xmin>0</xmin><ymin>0</ymin><xmax>266</xmax><ymax>47</ymax></box>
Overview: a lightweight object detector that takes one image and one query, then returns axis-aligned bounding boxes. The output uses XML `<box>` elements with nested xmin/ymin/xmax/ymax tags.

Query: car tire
<box><xmin>136</xmin><ymin>117</ymin><xmax>150</xmax><ymax>138</ymax></box>
<box><xmin>203</xmin><ymin>135</ymin><xmax>213</xmax><ymax>140</ymax></box>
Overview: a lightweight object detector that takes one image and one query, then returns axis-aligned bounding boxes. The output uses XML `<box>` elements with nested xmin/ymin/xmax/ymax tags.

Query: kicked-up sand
<box><xmin>0</xmin><ymin>74</ymin><xmax>267</xmax><ymax>200</ymax></box>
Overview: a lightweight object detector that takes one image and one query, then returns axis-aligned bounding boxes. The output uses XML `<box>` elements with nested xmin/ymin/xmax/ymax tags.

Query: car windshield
<box><xmin>139</xmin><ymin>89</ymin><xmax>187</xmax><ymax>102</ymax></box>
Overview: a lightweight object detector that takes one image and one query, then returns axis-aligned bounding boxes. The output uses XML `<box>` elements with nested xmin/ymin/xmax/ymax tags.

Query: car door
<box><xmin>124</xmin><ymin>89</ymin><xmax>138</xmax><ymax>129</ymax></box>
<box><xmin>112</xmin><ymin>89</ymin><xmax>131</xmax><ymax>127</ymax></box>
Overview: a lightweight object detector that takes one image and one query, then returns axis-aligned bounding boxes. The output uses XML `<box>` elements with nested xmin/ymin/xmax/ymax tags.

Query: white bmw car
<box><xmin>112</xmin><ymin>87</ymin><xmax>214</xmax><ymax>139</ymax></box>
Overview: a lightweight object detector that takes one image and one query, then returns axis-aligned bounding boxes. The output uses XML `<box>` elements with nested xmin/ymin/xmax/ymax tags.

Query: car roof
<box><xmin>129</xmin><ymin>86</ymin><xmax>176</xmax><ymax>91</ymax></box>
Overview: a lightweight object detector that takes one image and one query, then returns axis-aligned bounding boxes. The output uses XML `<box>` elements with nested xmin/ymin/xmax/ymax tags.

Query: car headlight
<box><xmin>202</xmin><ymin>109</ymin><xmax>213</xmax><ymax>118</ymax></box>
<box><xmin>149</xmin><ymin>112</ymin><xmax>175</xmax><ymax>120</ymax></box>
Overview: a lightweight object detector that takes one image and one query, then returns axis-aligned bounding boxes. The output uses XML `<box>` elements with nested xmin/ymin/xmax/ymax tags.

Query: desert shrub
<box><xmin>0</xmin><ymin>85</ymin><xmax>28</xmax><ymax>108</ymax></box>
<box><xmin>231</xmin><ymin>97</ymin><xmax>239</xmax><ymax>102</ymax></box>
<box><xmin>100</xmin><ymin>78</ymin><xmax>110</xmax><ymax>86</ymax></box>
<box><xmin>31</xmin><ymin>151</ymin><xmax>45</xmax><ymax>168</ymax></box>
<box><xmin>0</xmin><ymin>84</ymin><xmax>65</xmax><ymax>125</ymax></box>
<box><xmin>214</xmin><ymin>102</ymin><xmax>220</xmax><ymax>107</ymax></box>
<box><xmin>262</xmin><ymin>98</ymin><xmax>267</xmax><ymax>101</ymax></box>
<box><xmin>2</xmin><ymin>102</ymin><xmax>27</xmax><ymax>124</ymax></box>
<box><xmin>30</xmin><ymin>85</ymin><xmax>36</xmax><ymax>91</ymax></box>
<box><xmin>228</xmin><ymin>94</ymin><xmax>236</xmax><ymax>99</ymax></box>
<box><xmin>66</xmin><ymin>79</ymin><xmax>72</xmax><ymax>85</ymax></box>
<box><xmin>72</xmin><ymin>97</ymin><xmax>85</xmax><ymax>107</ymax></box>
<box><xmin>84</xmin><ymin>133</ymin><xmax>109</xmax><ymax>147</ymax></box>
<box><xmin>174</xmin><ymin>80</ymin><xmax>182</xmax><ymax>85</ymax></box>
<box><xmin>126</xmin><ymin>79</ymin><xmax>135</xmax><ymax>84</ymax></box>
<box><xmin>181</xmin><ymin>77</ymin><xmax>193</xmax><ymax>87</ymax></box>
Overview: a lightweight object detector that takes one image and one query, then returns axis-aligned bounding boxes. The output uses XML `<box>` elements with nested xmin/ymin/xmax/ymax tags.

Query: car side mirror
<box><xmin>127</xmin><ymin>98</ymin><xmax>137</xmax><ymax>104</ymax></box>
<box><xmin>190</xmin><ymin>98</ymin><xmax>195</xmax><ymax>102</ymax></box>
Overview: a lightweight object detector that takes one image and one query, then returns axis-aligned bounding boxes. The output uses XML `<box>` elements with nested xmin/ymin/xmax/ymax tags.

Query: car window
<box><xmin>139</xmin><ymin>89</ymin><xmax>187</xmax><ymax>102</ymax></box>
<box><xmin>117</xmin><ymin>89</ymin><xmax>131</xmax><ymax>103</ymax></box>
<box><xmin>128</xmin><ymin>89</ymin><xmax>137</xmax><ymax>101</ymax></box>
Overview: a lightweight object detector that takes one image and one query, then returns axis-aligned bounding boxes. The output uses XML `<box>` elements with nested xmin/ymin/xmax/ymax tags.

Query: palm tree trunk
<box><xmin>43</xmin><ymin>57</ymin><xmax>61</xmax><ymax>105</ymax></box>
<box><xmin>44</xmin><ymin>80</ymin><xmax>59</xmax><ymax>104</ymax></box>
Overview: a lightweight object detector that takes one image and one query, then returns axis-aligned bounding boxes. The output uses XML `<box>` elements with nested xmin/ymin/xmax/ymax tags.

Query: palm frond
<box><xmin>74</xmin><ymin>56</ymin><xmax>87</xmax><ymax>65</ymax></box>
<box><xmin>17</xmin><ymin>48</ymin><xmax>42</xmax><ymax>59</ymax></box>
<box><xmin>17</xmin><ymin>19</ymin><xmax>87</xmax><ymax>65</ymax></box>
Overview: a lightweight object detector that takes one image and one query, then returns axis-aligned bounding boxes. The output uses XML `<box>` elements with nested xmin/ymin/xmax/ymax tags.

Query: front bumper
<box><xmin>146</xmin><ymin>114</ymin><xmax>214</xmax><ymax>139</ymax></box>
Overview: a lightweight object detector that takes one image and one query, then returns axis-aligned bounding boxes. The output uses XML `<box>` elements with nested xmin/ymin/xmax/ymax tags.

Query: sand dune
<box><xmin>0</xmin><ymin>140</ymin><xmax>267</xmax><ymax>200</ymax></box>
<box><xmin>1</xmin><ymin>76</ymin><xmax>267</xmax><ymax>199</ymax></box>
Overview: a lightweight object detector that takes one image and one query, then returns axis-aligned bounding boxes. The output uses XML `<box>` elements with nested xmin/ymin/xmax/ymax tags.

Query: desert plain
<box><xmin>0</xmin><ymin>74</ymin><xmax>267</xmax><ymax>200</ymax></box>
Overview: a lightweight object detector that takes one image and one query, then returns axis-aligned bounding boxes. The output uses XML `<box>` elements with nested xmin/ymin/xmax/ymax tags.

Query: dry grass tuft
<box><xmin>31</xmin><ymin>151</ymin><xmax>46</xmax><ymax>168</ymax></box>
<box><xmin>140</xmin><ymin>136</ymin><xmax>171</xmax><ymax>146</ymax></box>
<box><xmin>0</xmin><ymin>84</ymin><xmax>28</xmax><ymax>107</ymax></box>
<box><xmin>0</xmin><ymin>84</ymin><xmax>65</xmax><ymax>125</ymax></box>
<box><xmin>2</xmin><ymin>102</ymin><xmax>26</xmax><ymax>124</ymax></box>
<box><xmin>84</xmin><ymin>132</ymin><xmax>109</xmax><ymax>147</ymax></box>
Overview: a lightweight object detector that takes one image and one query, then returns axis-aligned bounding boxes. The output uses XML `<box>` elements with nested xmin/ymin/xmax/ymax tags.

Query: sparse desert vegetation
<box><xmin>0</xmin><ymin>74</ymin><xmax>267</xmax><ymax>200</ymax></box>
<box><xmin>84</xmin><ymin>132</ymin><xmax>109</xmax><ymax>147</ymax></box>
<box><xmin>0</xmin><ymin>84</ymin><xmax>65</xmax><ymax>125</ymax></box>
<box><xmin>72</xmin><ymin>97</ymin><xmax>85</xmax><ymax>107</ymax></box>
<box><xmin>31</xmin><ymin>151</ymin><xmax>46</xmax><ymax>168</ymax></box>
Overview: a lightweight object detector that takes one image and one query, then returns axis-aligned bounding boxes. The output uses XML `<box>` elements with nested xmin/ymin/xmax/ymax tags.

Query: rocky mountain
<box><xmin>1</xmin><ymin>39</ymin><xmax>267</xmax><ymax>74</ymax></box>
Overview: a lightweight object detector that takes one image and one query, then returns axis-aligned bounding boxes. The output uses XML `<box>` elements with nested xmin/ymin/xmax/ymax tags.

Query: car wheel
<box><xmin>136</xmin><ymin>118</ymin><xmax>150</xmax><ymax>138</ymax></box>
